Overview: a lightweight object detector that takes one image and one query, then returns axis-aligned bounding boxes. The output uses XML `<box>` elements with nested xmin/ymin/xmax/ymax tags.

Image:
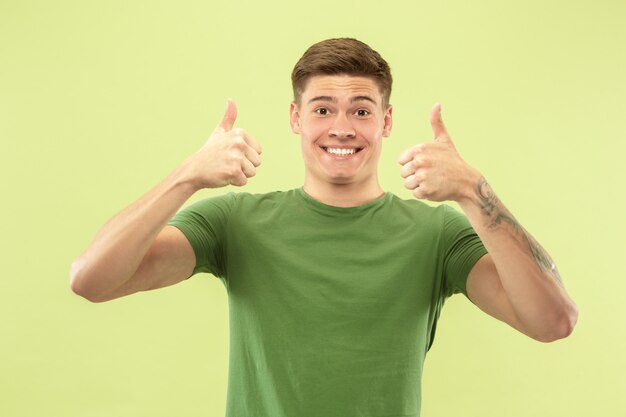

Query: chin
<box><xmin>328</xmin><ymin>178</ymin><xmax>355</xmax><ymax>185</ymax></box>
<box><xmin>320</xmin><ymin>169</ymin><xmax>354</xmax><ymax>182</ymax></box>
<box><xmin>326</xmin><ymin>172</ymin><xmax>366</xmax><ymax>186</ymax></box>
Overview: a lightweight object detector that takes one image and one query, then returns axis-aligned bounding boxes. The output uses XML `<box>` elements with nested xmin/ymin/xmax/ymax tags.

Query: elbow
<box><xmin>534</xmin><ymin>303</ymin><xmax>579</xmax><ymax>343</ymax></box>
<box><xmin>69</xmin><ymin>259</ymin><xmax>106</xmax><ymax>303</ymax></box>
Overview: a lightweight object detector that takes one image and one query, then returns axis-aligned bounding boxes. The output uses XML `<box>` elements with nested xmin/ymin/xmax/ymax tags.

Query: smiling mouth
<box><xmin>322</xmin><ymin>147</ymin><xmax>363</xmax><ymax>156</ymax></box>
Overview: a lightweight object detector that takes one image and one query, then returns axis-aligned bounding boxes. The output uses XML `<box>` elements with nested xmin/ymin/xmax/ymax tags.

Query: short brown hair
<box><xmin>291</xmin><ymin>38</ymin><xmax>392</xmax><ymax>106</ymax></box>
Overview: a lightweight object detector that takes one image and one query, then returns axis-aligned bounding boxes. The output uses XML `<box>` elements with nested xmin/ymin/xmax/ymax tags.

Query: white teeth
<box><xmin>326</xmin><ymin>147</ymin><xmax>356</xmax><ymax>156</ymax></box>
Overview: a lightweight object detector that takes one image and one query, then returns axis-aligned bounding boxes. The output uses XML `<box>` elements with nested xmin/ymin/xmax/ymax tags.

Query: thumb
<box><xmin>429</xmin><ymin>102</ymin><xmax>451</xmax><ymax>143</ymax></box>
<box><xmin>214</xmin><ymin>99</ymin><xmax>237</xmax><ymax>133</ymax></box>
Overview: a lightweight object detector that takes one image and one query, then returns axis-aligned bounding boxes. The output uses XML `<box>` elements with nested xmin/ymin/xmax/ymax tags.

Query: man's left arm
<box><xmin>399</xmin><ymin>103</ymin><xmax>578</xmax><ymax>342</ymax></box>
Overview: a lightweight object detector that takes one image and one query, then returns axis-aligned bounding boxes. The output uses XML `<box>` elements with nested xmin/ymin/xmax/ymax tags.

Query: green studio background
<box><xmin>1</xmin><ymin>0</ymin><xmax>624</xmax><ymax>416</ymax></box>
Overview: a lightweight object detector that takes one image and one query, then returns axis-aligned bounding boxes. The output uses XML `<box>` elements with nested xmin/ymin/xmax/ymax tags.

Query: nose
<box><xmin>329</xmin><ymin>113</ymin><xmax>356</xmax><ymax>139</ymax></box>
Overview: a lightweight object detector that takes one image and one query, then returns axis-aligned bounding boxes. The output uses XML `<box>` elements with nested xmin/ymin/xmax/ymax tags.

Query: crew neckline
<box><xmin>295</xmin><ymin>187</ymin><xmax>391</xmax><ymax>215</ymax></box>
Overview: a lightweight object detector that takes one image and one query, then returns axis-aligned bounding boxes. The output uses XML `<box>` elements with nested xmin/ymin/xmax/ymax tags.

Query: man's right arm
<box><xmin>70</xmin><ymin>100</ymin><xmax>261</xmax><ymax>302</ymax></box>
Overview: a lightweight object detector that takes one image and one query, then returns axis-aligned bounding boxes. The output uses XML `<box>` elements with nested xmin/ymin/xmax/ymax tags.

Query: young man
<box><xmin>70</xmin><ymin>38</ymin><xmax>578</xmax><ymax>416</ymax></box>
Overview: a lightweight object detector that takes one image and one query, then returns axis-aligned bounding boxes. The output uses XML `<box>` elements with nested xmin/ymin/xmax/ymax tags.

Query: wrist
<box><xmin>169</xmin><ymin>159</ymin><xmax>206</xmax><ymax>195</ymax></box>
<box><xmin>456</xmin><ymin>168</ymin><xmax>483</xmax><ymax>207</ymax></box>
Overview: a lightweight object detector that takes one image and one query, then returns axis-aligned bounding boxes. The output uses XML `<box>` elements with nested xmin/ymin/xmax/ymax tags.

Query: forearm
<box><xmin>70</xmin><ymin>163</ymin><xmax>197</xmax><ymax>300</ymax></box>
<box><xmin>459</xmin><ymin>174</ymin><xmax>578</xmax><ymax>340</ymax></box>
<box><xmin>70</xmin><ymin>100</ymin><xmax>262</xmax><ymax>302</ymax></box>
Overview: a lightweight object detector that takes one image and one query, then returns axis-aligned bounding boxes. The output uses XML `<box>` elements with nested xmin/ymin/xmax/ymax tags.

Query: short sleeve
<box><xmin>441</xmin><ymin>205</ymin><xmax>488</xmax><ymax>297</ymax></box>
<box><xmin>168</xmin><ymin>193</ymin><xmax>236</xmax><ymax>278</ymax></box>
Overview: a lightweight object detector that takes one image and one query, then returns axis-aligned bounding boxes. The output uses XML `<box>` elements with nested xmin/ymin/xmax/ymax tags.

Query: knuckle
<box><xmin>399</xmin><ymin>148</ymin><xmax>415</xmax><ymax>162</ymax></box>
<box><xmin>227</xmin><ymin>164</ymin><xmax>242</xmax><ymax>178</ymax></box>
<box><xmin>233</xmin><ymin>174</ymin><xmax>247</xmax><ymax>186</ymax></box>
<box><xmin>414</xmin><ymin>157</ymin><xmax>432</xmax><ymax>168</ymax></box>
<box><xmin>232</xmin><ymin>136</ymin><xmax>246</xmax><ymax>147</ymax></box>
<box><xmin>404</xmin><ymin>175</ymin><xmax>419</xmax><ymax>190</ymax></box>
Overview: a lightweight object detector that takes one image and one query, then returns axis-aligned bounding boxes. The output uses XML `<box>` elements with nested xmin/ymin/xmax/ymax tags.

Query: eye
<box><xmin>315</xmin><ymin>107</ymin><xmax>329</xmax><ymax>115</ymax></box>
<box><xmin>355</xmin><ymin>109</ymin><xmax>370</xmax><ymax>117</ymax></box>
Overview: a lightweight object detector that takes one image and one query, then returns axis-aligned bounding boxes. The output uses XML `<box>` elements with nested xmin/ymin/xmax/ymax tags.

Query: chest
<box><xmin>224</xmin><ymin>208</ymin><xmax>444</xmax><ymax>315</ymax></box>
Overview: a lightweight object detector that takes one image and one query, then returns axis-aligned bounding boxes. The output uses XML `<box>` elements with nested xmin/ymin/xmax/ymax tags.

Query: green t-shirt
<box><xmin>169</xmin><ymin>188</ymin><xmax>487</xmax><ymax>417</ymax></box>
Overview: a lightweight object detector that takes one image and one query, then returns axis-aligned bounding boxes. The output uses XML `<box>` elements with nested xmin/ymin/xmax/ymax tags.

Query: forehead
<box><xmin>300</xmin><ymin>75</ymin><xmax>382</xmax><ymax>104</ymax></box>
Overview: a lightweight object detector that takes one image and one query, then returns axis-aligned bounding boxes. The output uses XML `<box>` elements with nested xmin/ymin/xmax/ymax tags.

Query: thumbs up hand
<box><xmin>183</xmin><ymin>99</ymin><xmax>262</xmax><ymax>190</ymax></box>
<box><xmin>398</xmin><ymin>103</ymin><xmax>480</xmax><ymax>202</ymax></box>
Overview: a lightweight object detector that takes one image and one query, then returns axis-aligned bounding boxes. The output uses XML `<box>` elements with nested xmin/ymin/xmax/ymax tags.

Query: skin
<box><xmin>289</xmin><ymin>75</ymin><xmax>392</xmax><ymax>207</ymax></box>
<box><xmin>70</xmin><ymin>74</ymin><xmax>578</xmax><ymax>342</ymax></box>
<box><xmin>398</xmin><ymin>103</ymin><xmax>578</xmax><ymax>341</ymax></box>
<box><xmin>69</xmin><ymin>99</ymin><xmax>261</xmax><ymax>302</ymax></box>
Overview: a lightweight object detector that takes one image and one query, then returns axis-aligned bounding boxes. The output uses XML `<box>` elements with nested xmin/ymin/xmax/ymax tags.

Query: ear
<box><xmin>382</xmin><ymin>104</ymin><xmax>393</xmax><ymax>137</ymax></box>
<box><xmin>289</xmin><ymin>101</ymin><xmax>301</xmax><ymax>134</ymax></box>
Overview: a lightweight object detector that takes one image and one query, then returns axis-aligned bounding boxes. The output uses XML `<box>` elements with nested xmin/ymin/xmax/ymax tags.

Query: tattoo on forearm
<box><xmin>477</xmin><ymin>177</ymin><xmax>518</xmax><ymax>231</ymax></box>
<box><xmin>476</xmin><ymin>177</ymin><xmax>563</xmax><ymax>286</ymax></box>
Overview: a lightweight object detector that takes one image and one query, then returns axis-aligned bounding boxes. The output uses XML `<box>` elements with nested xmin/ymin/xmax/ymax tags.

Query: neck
<box><xmin>302</xmin><ymin>177</ymin><xmax>385</xmax><ymax>207</ymax></box>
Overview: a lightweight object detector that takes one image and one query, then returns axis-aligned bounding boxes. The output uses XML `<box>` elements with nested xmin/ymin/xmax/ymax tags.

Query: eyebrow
<box><xmin>307</xmin><ymin>95</ymin><xmax>378</xmax><ymax>105</ymax></box>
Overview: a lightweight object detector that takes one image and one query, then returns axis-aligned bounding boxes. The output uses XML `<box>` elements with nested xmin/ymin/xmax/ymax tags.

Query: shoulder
<box><xmin>183</xmin><ymin>189</ymin><xmax>289</xmax><ymax>209</ymax></box>
<box><xmin>233</xmin><ymin>189</ymin><xmax>295</xmax><ymax>202</ymax></box>
<box><xmin>385</xmin><ymin>194</ymin><xmax>475</xmax><ymax>237</ymax></box>
<box><xmin>181</xmin><ymin>189</ymin><xmax>297</xmax><ymax>218</ymax></box>
<box><xmin>386</xmin><ymin>193</ymin><xmax>450</xmax><ymax>219</ymax></box>
<box><xmin>231</xmin><ymin>189</ymin><xmax>296</xmax><ymax>209</ymax></box>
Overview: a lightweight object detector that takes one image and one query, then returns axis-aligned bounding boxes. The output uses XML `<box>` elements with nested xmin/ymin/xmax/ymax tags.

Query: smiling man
<box><xmin>70</xmin><ymin>38</ymin><xmax>578</xmax><ymax>417</ymax></box>
<box><xmin>291</xmin><ymin>74</ymin><xmax>392</xmax><ymax>206</ymax></box>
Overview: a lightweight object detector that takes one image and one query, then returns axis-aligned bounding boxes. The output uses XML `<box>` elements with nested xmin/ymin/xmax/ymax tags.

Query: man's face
<box><xmin>290</xmin><ymin>75</ymin><xmax>392</xmax><ymax>187</ymax></box>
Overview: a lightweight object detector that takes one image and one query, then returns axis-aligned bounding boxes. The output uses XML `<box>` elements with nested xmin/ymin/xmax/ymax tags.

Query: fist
<box><xmin>398</xmin><ymin>103</ymin><xmax>478</xmax><ymax>202</ymax></box>
<box><xmin>185</xmin><ymin>99</ymin><xmax>262</xmax><ymax>189</ymax></box>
